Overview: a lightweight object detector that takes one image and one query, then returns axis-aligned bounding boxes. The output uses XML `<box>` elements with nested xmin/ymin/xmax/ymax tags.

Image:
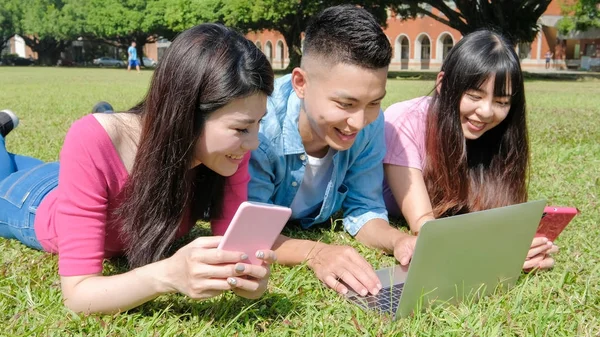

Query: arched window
<box><xmin>420</xmin><ymin>36</ymin><xmax>431</xmax><ymax>60</ymax></box>
<box><xmin>265</xmin><ymin>41</ymin><xmax>273</xmax><ymax>62</ymax></box>
<box><xmin>442</xmin><ymin>35</ymin><xmax>454</xmax><ymax>60</ymax></box>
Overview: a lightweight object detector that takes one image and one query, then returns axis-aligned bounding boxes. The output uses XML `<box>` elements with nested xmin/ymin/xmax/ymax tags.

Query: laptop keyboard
<box><xmin>347</xmin><ymin>283</ymin><xmax>404</xmax><ymax>314</ymax></box>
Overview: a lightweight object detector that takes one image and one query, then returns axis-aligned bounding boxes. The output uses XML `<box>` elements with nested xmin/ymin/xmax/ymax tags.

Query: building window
<box><xmin>442</xmin><ymin>35</ymin><xmax>453</xmax><ymax>60</ymax></box>
<box><xmin>401</xmin><ymin>37</ymin><xmax>409</xmax><ymax>60</ymax></box>
<box><xmin>421</xmin><ymin>37</ymin><xmax>431</xmax><ymax>60</ymax></box>
<box><xmin>265</xmin><ymin>41</ymin><xmax>273</xmax><ymax>61</ymax></box>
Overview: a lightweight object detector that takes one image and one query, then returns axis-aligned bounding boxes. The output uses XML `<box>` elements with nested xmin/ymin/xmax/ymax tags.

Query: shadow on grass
<box><xmin>130</xmin><ymin>291</ymin><xmax>296</xmax><ymax>323</ymax></box>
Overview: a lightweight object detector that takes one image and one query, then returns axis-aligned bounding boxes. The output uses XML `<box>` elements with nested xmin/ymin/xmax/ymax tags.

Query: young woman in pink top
<box><xmin>0</xmin><ymin>24</ymin><xmax>275</xmax><ymax>313</ymax></box>
<box><xmin>383</xmin><ymin>30</ymin><xmax>557</xmax><ymax>271</ymax></box>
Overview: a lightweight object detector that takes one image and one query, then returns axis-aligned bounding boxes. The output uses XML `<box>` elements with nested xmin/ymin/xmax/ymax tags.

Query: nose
<box><xmin>476</xmin><ymin>99</ymin><xmax>494</xmax><ymax>121</ymax></box>
<box><xmin>347</xmin><ymin>109</ymin><xmax>367</xmax><ymax>130</ymax></box>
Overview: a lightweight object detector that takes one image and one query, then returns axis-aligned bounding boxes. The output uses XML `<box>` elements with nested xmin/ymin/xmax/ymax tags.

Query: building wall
<box><xmin>144</xmin><ymin>43</ymin><xmax>158</xmax><ymax>62</ymax></box>
<box><xmin>384</xmin><ymin>12</ymin><xmax>461</xmax><ymax>70</ymax></box>
<box><xmin>247</xmin><ymin>30</ymin><xmax>290</xmax><ymax>69</ymax></box>
<box><xmin>6</xmin><ymin>35</ymin><xmax>37</xmax><ymax>59</ymax></box>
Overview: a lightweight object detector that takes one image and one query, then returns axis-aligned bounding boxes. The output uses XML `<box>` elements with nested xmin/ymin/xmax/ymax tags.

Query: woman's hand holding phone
<box><xmin>231</xmin><ymin>249</ymin><xmax>278</xmax><ymax>299</ymax></box>
<box><xmin>523</xmin><ymin>236</ymin><xmax>559</xmax><ymax>271</ymax></box>
<box><xmin>524</xmin><ymin>206</ymin><xmax>577</xmax><ymax>271</ymax></box>
<box><xmin>158</xmin><ymin>236</ymin><xmax>274</xmax><ymax>300</ymax></box>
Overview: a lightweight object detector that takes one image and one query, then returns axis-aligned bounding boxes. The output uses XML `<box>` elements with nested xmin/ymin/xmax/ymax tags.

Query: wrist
<box><xmin>303</xmin><ymin>240</ymin><xmax>328</xmax><ymax>269</ymax></box>
<box><xmin>134</xmin><ymin>258</ymin><xmax>176</xmax><ymax>296</ymax></box>
<box><xmin>390</xmin><ymin>230</ymin><xmax>412</xmax><ymax>251</ymax></box>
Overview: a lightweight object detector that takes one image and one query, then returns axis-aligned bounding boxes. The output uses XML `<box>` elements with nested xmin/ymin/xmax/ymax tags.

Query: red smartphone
<box><xmin>218</xmin><ymin>201</ymin><xmax>292</xmax><ymax>265</ymax></box>
<box><xmin>535</xmin><ymin>206</ymin><xmax>579</xmax><ymax>242</ymax></box>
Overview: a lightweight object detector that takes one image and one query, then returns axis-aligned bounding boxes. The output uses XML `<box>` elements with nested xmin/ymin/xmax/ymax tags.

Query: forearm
<box><xmin>272</xmin><ymin>234</ymin><xmax>327</xmax><ymax>267</ymax></box>
<box><xmin>61</xmin><ymin>259</ymin><xmax>172</xmax><ymax>314</ymax></box>
<box><xmin>354</xmin><ymin>218</ymin><xmax>413</xmax><ymax>254</ymax></box>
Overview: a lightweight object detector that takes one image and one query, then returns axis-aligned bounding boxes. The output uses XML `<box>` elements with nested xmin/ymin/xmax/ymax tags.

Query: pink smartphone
<box><xmin>535</xmin><ymin>206</ymin><xmax>579</xmax><ymax>242</ymax></box>
<box><xmin>217</xmin><ymin>201</ymin><xmax>292</xmax><ymax>265</ymax></box>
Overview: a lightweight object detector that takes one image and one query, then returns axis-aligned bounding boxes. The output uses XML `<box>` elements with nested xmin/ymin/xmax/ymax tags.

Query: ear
<box><xmin>291</xmin><ymin>67</ymin><xmax>308</xmax><ymax>99</ymax></box>
<box><xmin>435</xmin><ymin>71</ymin><xmax>444</xmax><ymax>95</ymax></box>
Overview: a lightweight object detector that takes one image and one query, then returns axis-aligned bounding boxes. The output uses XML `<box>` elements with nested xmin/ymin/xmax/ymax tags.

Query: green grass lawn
<box><xmin>1</xmin><ymin>67</ymin><xmax>599</xmax><ymax>336</ymax></box>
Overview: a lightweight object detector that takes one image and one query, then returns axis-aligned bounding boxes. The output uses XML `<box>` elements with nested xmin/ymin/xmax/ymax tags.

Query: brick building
<box><xmin>243</xmin><ymin>0</ymin><xmax>600</xmax><ymax>71</ymax></box>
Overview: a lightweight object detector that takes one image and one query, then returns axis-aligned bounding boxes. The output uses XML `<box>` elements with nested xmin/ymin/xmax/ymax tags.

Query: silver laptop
<box><xmin>345</xmin><ymin>200</ymin><xmax>546</xmax><ymax>318</ymax></box>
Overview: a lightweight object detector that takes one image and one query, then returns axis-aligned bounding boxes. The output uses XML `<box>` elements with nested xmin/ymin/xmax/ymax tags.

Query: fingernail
<box><xmin>547</xmin><ymin>241</ymin><xmax>553</xmax><ymax>246</ymax></box>
<box><xmin>377</xmin><ymin>283</ymin><xmax>382</xmax><ymax>290</ymax></box>
<box><xmin>371</xmin><ymin>288</ymin><xmax>379</xmax><ymax>295</ymax></box>
<box><xmin>256</xmin><ymin>251</ymin><xmax>265</xmax><ymax>259</ymax></box>
<box><xmin>360</xmin><ymin>289</ymin><xmax>368</xmax><ymax>296</ymax></box>
<box><xmin>272</xmin><ymin>253</ymin><xmax>277</xmax><ymax>262</ymax></box>
<box><xmin>241</xmin><ymin>254</ymin><xmax>248</xmax><ymax>260</ymax></box>
<box><xmin>235</xmin><ymin>264</ymin><xmax>245</xmax><ymax>272</ymax></box>
<box><xmin>227</xmin><ymin>277</ymin><xmax>237</xmax><ymax>286</ymax></box>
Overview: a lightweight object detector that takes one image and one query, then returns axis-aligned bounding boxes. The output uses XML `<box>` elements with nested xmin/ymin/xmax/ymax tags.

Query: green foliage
<box><xmin>0</xmin><ymin>0</ymin><xmax>22</xmax><ymax>46</ymax></box>
<box><xmin>390</xmin><ymin>0</ymin><xmax>553</xmax><ymax>45</ymax></box>
<box><xmin>1</xmin><ymin>68</ymin><xmax>599</xmax><ymax>336</ymax></box>
<box><xmin>557</xmin><ymin>0</ymin><xmax>600</xmax><ymax>34</ymax></box>
<box><xmin>158</xmin><ymin>0</ymin><xmax>219</xmax><ymax>33</ymax></box>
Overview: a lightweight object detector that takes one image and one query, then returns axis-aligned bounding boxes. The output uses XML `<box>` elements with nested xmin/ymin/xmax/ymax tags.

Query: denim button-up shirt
<box><xmin>248</xmin><ymin>75</ymin><xmax>388</xmax><ymax>236</ymax></box>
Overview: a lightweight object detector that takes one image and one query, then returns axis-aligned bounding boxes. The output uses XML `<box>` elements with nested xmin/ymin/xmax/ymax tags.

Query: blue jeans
<box><xmin>0</xmin><ymin>135</ymin><xmax>58</xmax><ymax>250</ymax></box>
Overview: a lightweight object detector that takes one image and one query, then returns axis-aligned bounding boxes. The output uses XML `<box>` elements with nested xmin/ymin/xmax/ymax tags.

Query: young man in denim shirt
<box><xmin>248</xmin><ymin>5</ymin><xmax>417</xmax><ymax>297</ymax></box>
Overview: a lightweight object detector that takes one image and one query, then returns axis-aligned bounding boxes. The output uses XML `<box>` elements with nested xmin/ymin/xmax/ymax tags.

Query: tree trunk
<box><xmin>136</xmin><ymin>36</ymin><xmax>147</xmax><ymax>68</ymax></box>
<box><xmin>24</xmin><ymin>37</ymin><xmax>69</xmax><ymax>66</ymax></box>
<box><xmin>282</xmin><ymin>28</ymin><xmax>302</xmax><ymax>72</ymax></box>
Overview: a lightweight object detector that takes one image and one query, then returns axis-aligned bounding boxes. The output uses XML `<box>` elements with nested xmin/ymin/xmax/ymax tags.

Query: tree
<box><xmin>557</xmin><ymin>0</ymin><xmax>600</xmax><ymax>34</ymax></box>
<box><xmin>215</xmin><ymin>0</ymin><xmax>389</xmax><ymax>70</ymax></box>
<box><xmin>18</xmin><ymin>0</ymin><xmax>83</xmax><ymax>65</ymax></box>
<box><xmin>0</xmin><ymin>0</ymin><xmax>21</xmax><ymax>48</ymax></box>
<box><xmin>77</xmin><ymin>0</ymin><xmax>175</xmax><ymax>67</ymax></box>
<box><xmin>390</xmin><ymin>1</ymin><xmax>553</xmax><ymax>45</ymax></box>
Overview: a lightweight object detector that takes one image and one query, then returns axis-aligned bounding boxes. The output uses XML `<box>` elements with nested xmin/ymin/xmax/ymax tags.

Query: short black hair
<box><xmin>303</xmin><ymin>5</ymin><xmax>392</xmax><ymax>69</ymax></box>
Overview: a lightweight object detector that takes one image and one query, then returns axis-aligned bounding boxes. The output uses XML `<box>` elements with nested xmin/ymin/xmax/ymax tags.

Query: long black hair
<box><xmin>423</xmin><ymin>29</ymin><xmax>528</xmax><ymax>217</ymax></box>
<box><xmin>117</xmin><ymin>24</ymin><xmax>274</xmax><ymax>268</ymax></box>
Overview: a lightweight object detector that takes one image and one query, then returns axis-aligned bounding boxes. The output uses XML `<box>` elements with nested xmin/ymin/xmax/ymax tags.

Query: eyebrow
<box><xmin>332</xmin><ymin>91</ymin><xmax>387</xmax><ymax>103</ymax></box>
<box><xmin>468</xmin><ymin>88</ymin><xmax>512</xmax><ymax>98</ymax></box>
<box><xmin>233</xmin><ymin>111</ymin><xmax>267</xmax><ymax>124</ymax></box>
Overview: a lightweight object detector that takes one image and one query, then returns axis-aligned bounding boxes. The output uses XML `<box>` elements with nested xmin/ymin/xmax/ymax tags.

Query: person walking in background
<box><xmin>545</xmin><ymin>50</ymin><xmax>554</xmax><ymax>70</ymax></box>
<box><xmin>128</xmin><ymin>41</ymin><xmax>141</xmax><ymax>73</ymax></box>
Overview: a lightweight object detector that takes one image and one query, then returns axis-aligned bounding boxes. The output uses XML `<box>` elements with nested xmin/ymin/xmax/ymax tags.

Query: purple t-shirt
<box><xmin>382</xmin><ymin>96</ymin><xmax>430</xmax><ymax>216</ymax></box>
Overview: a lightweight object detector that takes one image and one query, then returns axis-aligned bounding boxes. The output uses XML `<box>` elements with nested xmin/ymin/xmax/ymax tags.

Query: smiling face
<box><xmin>193</xmin><ymin>93</ymin><xmax>267</xmax><ymax>176</ymax></box>
<box><xmin>458</xmin><ymin>75</ymin><xmax>512</xmax><ymax>140</ymax></box>
<box><xmin>292</xmin><ymin>58</ymin><xmax>387</xmax><ymax>156</ymax></box>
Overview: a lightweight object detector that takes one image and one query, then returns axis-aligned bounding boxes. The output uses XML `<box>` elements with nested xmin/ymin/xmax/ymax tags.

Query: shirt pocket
<box><xmin>0</xmin><ymin>163</ymin><xmax>59</xmax><ymax>211</ymax></box>
<box><xmin>331</xmin><ymin>183</ymin><xmax>349</xmax><ymax>215</ymax></box>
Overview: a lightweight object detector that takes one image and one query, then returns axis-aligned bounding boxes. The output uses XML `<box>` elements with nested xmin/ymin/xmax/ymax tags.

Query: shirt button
<box><xmin>291</xmin><ymin>181</ymin><xmax>298</xmax><ymax>187</ymax></box>
<box><xmin>299</xmin><ymin>154</ymin><xmax>306</xmax><ymax>161</ymax></box>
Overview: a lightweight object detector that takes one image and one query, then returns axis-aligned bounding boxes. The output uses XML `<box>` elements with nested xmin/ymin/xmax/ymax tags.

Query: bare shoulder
<box><xmin>92</xmin><ymin>113</ymin><xmax>140</xmax><ymax>143</ymax></box>
<box><xmin>91</xmin><ymin>113</ymin><xmax>141</xmax><ymax>173</ymax></box>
